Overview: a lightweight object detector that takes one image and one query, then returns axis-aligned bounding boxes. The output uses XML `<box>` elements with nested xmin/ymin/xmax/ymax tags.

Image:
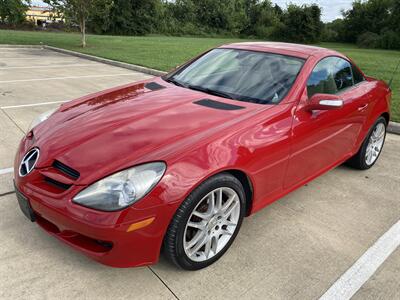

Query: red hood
<box><xmin>33</xmin><ymin>79</ymin><xmax>267</xmax><ymax>184</ymax></box>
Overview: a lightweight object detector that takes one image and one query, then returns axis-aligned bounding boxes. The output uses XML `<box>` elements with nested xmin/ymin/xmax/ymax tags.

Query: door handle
<box><xmin>358</xmin><ymin>104</ymin><xmax>368</xmax><ymax>111</ymax></box>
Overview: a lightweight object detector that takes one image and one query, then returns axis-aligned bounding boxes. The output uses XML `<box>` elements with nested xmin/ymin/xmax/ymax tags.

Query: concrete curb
<box><xmin>44</xmin><ymin>45</ymin><xmax>167</xmax><ymax>77</ymax></box>
<box><xmin>388</xmin><ymin>121</ymin><xmax>400</xmax><ymax>135</ymax></box>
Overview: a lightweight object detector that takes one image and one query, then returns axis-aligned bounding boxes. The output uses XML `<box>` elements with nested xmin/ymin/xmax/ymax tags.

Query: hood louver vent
<box><xmin>145</xmin><ymin>82</ymin><xmax>166</xmax><ymax>91</ymax></box>
<box><xmin>193</xmin><ymin>99</ymin><xmax>245</xmax><ymax>111</ymax></box>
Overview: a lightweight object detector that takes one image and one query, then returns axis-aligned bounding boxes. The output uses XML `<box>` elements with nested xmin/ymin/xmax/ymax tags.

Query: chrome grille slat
<box><xmin>52</xmin><ymin>160</ymin><xmax>80</xmax><ymax>180</ymax></box>
<box><xmin>44</xmin><ymin>176</ymin><xmax>72</xmax><ymax>190</ymax></box>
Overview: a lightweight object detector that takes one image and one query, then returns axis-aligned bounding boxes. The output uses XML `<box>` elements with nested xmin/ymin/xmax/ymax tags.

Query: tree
<box><xmin>334</xmin><ymin>0</ymin><xmax>400</xmax><ymax>49</ymax></box>
<box><xmin>341</xmin><ymin>0</ymin><xmax>392</xmax><ymax>43</ymax></box>
<box><xmin>321</xmin><ymin>19</ymin><xmax>345</xmax><ymax>42</ymax></box>
<box><xmin>44</xmin><ymin>0</ymin><xmax>111</xmax><ymax>47</ymax></box>
<box><xmin>107</xmin><ymin>0</ymin><xmax>160</xmax><ymax>35</ymax></box>
<box><xmin>86</xmin><ymin>0</ymin><xmax>114</xmax><ymax>35</ymax></box>
<box><xmin>0</xmin><ymin>0</ymin><xmax>29</xmax><ymax>25</ymax></box>
<box><xmin>277</xmin><ymin>4</ymin><xmax>322</xmax><ymax>43</ymax></box>
<box><xmin>241</xmin><ymin>0</ymin><xmax>281</xmax><ymax>37</ymax></box>
<box><xmin>390</xmin><ymin>0</ymin><xmax>400</xmax><ymax>29</ymax></box>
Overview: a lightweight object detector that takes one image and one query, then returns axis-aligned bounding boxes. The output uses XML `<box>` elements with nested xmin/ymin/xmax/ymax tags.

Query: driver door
<box><xmin>284</xmin><ymin>56</ymin><xmax>368</xmax><ymax>188</ymax></box>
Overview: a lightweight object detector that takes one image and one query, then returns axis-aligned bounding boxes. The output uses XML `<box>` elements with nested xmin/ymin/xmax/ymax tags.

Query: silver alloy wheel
<box><xmin>365</xmin><ymin>122</ymin><xmax>385</xmax><ymax>166</ymax></box>
<box><xmin>183</xmin><ymin>187</ymin><xmax>240</xmax><ymax>262</ymax></box>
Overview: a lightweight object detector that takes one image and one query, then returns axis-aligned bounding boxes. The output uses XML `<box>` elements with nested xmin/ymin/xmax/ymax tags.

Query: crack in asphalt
<box><xmin>148</xmin><ymin>266</ymin><xmax>180</xmax><ymax>300</ymax></box>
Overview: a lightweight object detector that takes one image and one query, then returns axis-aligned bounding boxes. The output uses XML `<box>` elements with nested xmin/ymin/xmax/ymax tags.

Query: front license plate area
<box><xmin>15</xmin><ymin>188</ymin><xmax>36</xmax><ymax>222</ymax></box>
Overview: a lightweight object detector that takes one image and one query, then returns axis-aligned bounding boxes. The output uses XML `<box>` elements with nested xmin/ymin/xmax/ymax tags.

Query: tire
<box><xmin>163</xmin><ymin>173</ymin><xmax>246</xmax><ymax>270</ymax></box>
<box><xmin>346</xmin><ymin>116</ymin><xmax>387</xmax><ymax>170</ymax></box>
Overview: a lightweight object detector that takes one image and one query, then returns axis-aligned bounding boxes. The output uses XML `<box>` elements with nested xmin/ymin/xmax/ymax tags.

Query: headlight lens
<box><xmin>28</xmin><ymin>108</ymin><xmax>57</xmax><ymax>132</ymax></box>
<box><xmin>72</xmin><ymin>162</ymin><xmax>166</xmax><ymax>211</ymax></box>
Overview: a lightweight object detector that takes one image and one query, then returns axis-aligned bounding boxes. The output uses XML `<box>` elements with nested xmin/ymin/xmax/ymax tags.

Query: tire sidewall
<box><xmin>172</xmin><ymin>174</ymin><xmax>246</xmax><ymax>270</ymax></box>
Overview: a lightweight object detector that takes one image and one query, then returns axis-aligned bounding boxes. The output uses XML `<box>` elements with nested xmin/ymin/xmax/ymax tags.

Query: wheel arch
<box><xmin>381</xmin><ymin>112</ymin><xmax>390</xmax><ymax>125</ymax></box>
<box><xmin>169</xmin><ymin>166</ymin><xmax>255</xmax><ymax>218</ymax></box>
<box><xmin>221</xmin><ymin>169</ymin><xmax>254</xmax><ymax>216</ymax></box>
<box><xmin>161</xmin><ymin>167</ymin><xmax>255</xmax><ymax>268</ymax></box>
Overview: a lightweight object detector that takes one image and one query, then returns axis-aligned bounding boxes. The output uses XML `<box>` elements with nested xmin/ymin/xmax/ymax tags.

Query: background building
<box><xmin>26</xmin><ymin>6</ymin><xmax>62</xmax><ymax>26</ymax></box>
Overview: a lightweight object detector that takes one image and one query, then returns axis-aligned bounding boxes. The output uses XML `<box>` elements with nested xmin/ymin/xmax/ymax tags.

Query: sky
<box><xmin>272</xmin><ymin>0</ymin><xmax>354</xmax><ymax>22</ymax></box>
<box><xmin>30</xmin><ymin>0</ymin><xmax>354</xmax><ymax>22</ymax></box>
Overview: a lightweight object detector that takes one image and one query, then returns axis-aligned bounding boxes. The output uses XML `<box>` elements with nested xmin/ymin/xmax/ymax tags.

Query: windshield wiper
<box><xmin>165</xmin><ymin>79</ymin><xmax>235</xmax><ymax>100</ymax></box>
<box><xmin>165</xmin><ymin>77</ymin><xmax>187</xmax><ymax>88</ymax></box>
<box><xmin>188</xmin><ymin>85</ymin><xmax>234</xmax><ymax>100</ymax></box>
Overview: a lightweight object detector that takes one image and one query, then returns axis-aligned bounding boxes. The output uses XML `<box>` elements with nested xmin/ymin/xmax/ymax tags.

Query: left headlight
<box><xmin>72</xmin><ymin>162</ymin><xmax>166</xmax><ymax>211</ymax></box>
<box><xmin>28</xmin><ymin>108</ymin><xmax>58</xmax><ymax>132</ymax></box>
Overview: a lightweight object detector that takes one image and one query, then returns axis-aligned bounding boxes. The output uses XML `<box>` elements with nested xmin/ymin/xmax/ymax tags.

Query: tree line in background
<box><xmin>323</xmin><ymin>0</ymin><xmax>400</xmax><ymax>50</ymax></box>
<box><xmin>66</xmin><ymin>0</ymin><xmax>323</xmax><ymax>46</ymax></box>
<box><xmin>1</xmin><ymin>0</ymin><xmax>399</xmax><ymax>50</ymax></box>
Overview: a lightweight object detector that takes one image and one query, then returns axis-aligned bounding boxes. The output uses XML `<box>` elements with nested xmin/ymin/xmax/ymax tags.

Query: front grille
<box><xmin>44</xmin><ymin>176</ymin><xmax>72</xmax><ymax>190</ymax></box>
<box><xmin>52</xmin><ymin>160</ymin><xmax>80</xmax><ymax>180</ymax></box>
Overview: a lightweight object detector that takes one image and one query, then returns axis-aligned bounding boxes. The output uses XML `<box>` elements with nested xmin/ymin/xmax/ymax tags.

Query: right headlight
<box><xmin>27</xmin><ymin>108</ymin><xmax>58</xmax><ymax>132</ymax></box>
<box><xmin>72</xmin><ymin>162</ymin><xmax>166</xmax><ymax>211</ymax></box>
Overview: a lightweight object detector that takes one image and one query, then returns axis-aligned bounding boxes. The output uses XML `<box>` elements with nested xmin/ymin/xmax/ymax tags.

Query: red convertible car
<box><xmin>14</xmin><ymin>42</ymin><xmax>391</xmax><ymax>270</ymax></box>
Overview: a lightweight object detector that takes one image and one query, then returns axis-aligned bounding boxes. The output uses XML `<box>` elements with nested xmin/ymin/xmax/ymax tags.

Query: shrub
<box><xmin>46</xmin><ymin>21</ymin><xmax>66</xmax><ymax>31</ymax></box>
<box><xmin>321</xmin><ymin>28</ymin><xmax>339</xmax><ymax>42</ymax></box>
<box><xmin>276</xmin><ymin>4</ymin><xmax>322</xmax><ymax>44</ymax></box>
<box><xmin>0</xmin><ymin>20</ymin><xmax>35</xmax><ymax>30</ymax></box>
<box><xmin>254</xmin><ymin>25</ymin><xmax>276</xmax><ymax>39</ymax></box>
<box><xmin>379</xmin><ymin>30</ymin><xmax>400</xmax><ymax>50</ymax></box>
<box><xmin>357</xmin><ymin>31</ymin><xmax>381</xmax><ymax>48</ymax></box>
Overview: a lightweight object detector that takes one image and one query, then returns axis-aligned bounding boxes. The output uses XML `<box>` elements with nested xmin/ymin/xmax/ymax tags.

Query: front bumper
<box><xmin>14</xmin><ymin>179</ymin><xmax>175</xmax><ymax>267</ymax></box>
<box><xmin>14</xmin><ymin>139</ymin><xmax>178</xmax><ymax>268</ymax></box>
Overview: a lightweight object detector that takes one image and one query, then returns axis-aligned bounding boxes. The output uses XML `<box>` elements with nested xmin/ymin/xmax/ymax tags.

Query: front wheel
<box><xmin>347</xmin><ymin>116</ymin><xmax>387</xmax><ymax>170</ymax></box>
<box><xmin>163</xmin><ymin>173</ymin><xmax>246</xmax><ymax>270</ymax></box>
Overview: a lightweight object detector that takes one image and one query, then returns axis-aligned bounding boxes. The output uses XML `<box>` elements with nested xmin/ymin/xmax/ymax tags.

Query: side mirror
<box><xmin>306</xmin><ymin>93</ymin><xmax>343</xmax><ymax>111</ymax></box>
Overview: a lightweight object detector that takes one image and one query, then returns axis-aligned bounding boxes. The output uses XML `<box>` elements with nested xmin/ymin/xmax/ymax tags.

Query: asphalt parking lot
<box><xmin>0</xmin><ymin>47</ymin><xmax>399</xmax><ymax>299</ymax></box>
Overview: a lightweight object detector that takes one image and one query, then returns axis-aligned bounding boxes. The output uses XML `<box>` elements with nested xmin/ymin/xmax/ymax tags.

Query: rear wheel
<box><xmin>164</xmin><ymin>173</ymin><xmax>246</xmax><ymax>270</ymax></box>
<box><xmin>347</xmin><ymin>117</ymin><xmax>387</xmax><ymax>170</ymax></box>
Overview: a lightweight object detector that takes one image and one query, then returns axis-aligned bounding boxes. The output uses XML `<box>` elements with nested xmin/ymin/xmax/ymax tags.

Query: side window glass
<box><xmin>352</xmin><ymin>64</ymin><xmax>365</xmax><ymax>84</ymax></box>
<box><xmin>307</xmin><ymin>57</ymin><xmax>338</xmax><ymax>97</ymax></box>
<box><xmin>307</xmin><ymin>57</ymin><xmax>356</xmax><ymax>97</ymax></box>
<box><xmin>334</xmin><ymin>58</ymin><xmax>353</xmax><ymax>91</ymax></box>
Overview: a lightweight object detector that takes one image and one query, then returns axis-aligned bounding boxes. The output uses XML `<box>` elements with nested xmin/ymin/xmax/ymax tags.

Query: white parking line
<box><xmin>0</xmin><ymin>64</ymin><xmax>95</xmax><ymax>70</ymax></box>
<box><xmin>0</xmin><ymin>73</ymin><xmax>138</xmax><ymax>84</ymax></box>
<box><xmin>319</xmin><ymin>219</ymin><xmax>400</xmax><ymax>300</ymax></box>
<box><xmin>1</xmin><ymin>100</ymin><xmax>67</xmax><ymax>109</ymax></box>
<box><xmin>0</xmin><ymin>168</ymin><xmax>13</xmax><ymax>175</ymax></box>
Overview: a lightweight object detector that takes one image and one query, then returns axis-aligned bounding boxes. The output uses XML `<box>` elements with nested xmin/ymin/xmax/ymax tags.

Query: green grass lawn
<box><xmin>0</xmin><ymin>30</ymin><xmax>399</xmax><ymax>122</ymax></box>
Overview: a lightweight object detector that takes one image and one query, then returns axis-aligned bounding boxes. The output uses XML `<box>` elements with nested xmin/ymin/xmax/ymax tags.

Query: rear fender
<box><xmin>354</xmin><ymin>80</ymin><xmax>391</xmax><ymax>151</ymax></box>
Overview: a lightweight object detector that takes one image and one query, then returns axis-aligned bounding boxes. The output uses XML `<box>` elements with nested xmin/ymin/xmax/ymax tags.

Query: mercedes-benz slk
<box><xmin>14</xmin><ymin>42</ymin><xmax>391</xmax><ymax>270</ymax></box>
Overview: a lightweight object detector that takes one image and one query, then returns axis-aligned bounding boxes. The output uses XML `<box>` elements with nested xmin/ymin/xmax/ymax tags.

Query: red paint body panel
<box><xmin>14</xmin><ymin>42</ymin><xmax>391</xmax><ymax>267</ymax></box>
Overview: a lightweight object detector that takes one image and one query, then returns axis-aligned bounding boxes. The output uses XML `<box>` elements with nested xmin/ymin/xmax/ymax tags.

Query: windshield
<box><xmin>165</xmin><ymin>48</ymin><xmax>305</xmax><ymax>104</ymax></box>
